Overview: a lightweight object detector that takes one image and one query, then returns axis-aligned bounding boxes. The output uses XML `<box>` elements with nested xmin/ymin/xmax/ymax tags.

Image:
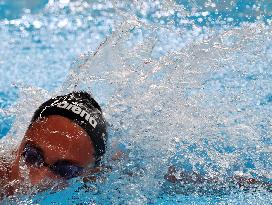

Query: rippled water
<box><xmin>0</xmin><ymin>0</ymin><xmax>271</xmax><ymax>204</ymax></box>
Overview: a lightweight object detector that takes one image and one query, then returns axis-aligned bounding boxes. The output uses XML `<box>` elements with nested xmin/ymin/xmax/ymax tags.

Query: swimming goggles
<box><xmin>22</xmin><ymin>143</ymin><xmax>84</xmax><ymax>179</ymax></box>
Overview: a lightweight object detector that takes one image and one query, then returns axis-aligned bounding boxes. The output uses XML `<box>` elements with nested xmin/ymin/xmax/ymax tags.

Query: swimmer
<box><xmin>0</xmin><ymin>91</ymin><xmax>270</xmax><ymax>198</ymax></box>
<box><xmin>0</xmin><ymin>91</ymin><xmax>108</xmax><ymax>197</ymax></box>
<box><xmin>164</xmin><ymin>166</ymin><xmax>271</xmax><ymax>195</ymax></box>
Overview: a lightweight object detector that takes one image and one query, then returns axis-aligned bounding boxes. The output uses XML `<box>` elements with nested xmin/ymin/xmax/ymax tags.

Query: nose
<box><xmin>28</xmin><ymin>166</ymin><xmax>59</xmax><ymax>185</ymax></box>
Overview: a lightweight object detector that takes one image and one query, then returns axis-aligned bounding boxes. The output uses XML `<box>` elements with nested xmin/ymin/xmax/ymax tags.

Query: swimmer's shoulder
<box><xmin>0</xmin><ymin>157</ymin><xmax>11</xmax><ymax>182</ymax></box>
<box><xmin>0</xmin><ymin>158</ymin><xmax>12</xmax><ymax>199</ymax></box>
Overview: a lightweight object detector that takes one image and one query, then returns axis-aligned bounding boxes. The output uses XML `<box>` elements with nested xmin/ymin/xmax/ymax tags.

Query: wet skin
<box><xmin>3</xmin><ymin>115</ymin><xmax>96</xmax><ymax>195</ymax></box>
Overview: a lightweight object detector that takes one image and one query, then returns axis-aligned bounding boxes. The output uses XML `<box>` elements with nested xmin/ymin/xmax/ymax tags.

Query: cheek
<box><xmin>78</xmin><ymin>146</ymin><xmax>96</xmax><ymax>165</ymax></box>
<box><xmin>67</xmin><ymin>140</ymin><xmax>95</xmax><ymax>165</ymax></box>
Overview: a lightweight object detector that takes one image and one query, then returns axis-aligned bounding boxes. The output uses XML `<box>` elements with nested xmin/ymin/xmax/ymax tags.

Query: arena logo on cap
<box><xmin>56</xmin><ymin>101</ymin><xmax>97</xmax><ymax>128</ymax></box>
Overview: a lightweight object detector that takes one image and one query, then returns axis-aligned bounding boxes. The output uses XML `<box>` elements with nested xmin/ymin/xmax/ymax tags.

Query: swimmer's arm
<box><xmin>165</xmin><ymin>166</ymin><xmax>218</xmax><ymax>184</ymax></box>
<box><xmin>165</xmin><ymin>166</ymin><xmax>271</xmax><ymax>192</ymax></box>
<box><xmin>229</xmin><ymin>174</ymin><xmax>271</xmax><ymax>192</ymax></box>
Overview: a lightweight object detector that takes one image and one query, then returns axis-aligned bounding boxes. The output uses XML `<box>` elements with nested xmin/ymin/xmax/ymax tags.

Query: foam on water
<box><xmin>57</xmin><ymin>21</ymin><xmax>272</xmax><ymax>204</ymax></box>
<box><xmin>0</xmin><ymin>0</ymin><xmax>271</xmax><ymax>204</ymax></box>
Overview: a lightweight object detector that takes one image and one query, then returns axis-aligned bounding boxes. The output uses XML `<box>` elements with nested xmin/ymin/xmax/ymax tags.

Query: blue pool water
<box><xmin>0</xmin><ymin>0</ymin><xmax>271</xmax><ymax>204</ymax></box>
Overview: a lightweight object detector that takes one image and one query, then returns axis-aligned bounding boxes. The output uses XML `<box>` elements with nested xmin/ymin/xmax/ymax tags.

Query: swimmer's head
<box><xmin>11</xmin><ymin>91</ymin><xmax>107</xmax><ymax>184</ymax></box>
<box><xmin>30</xmin><ymin>91</ymin><xmax>107</xmax><ymax>163</ymax></box>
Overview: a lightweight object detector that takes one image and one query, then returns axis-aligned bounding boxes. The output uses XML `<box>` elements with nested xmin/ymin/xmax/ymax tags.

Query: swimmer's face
<box><xmin>13</xmin><ymin>115</ymin><xmax>96</xmax><ymax>185</ymax></box>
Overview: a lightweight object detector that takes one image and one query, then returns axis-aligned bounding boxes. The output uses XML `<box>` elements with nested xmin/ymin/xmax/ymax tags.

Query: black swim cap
<box><xmin>30</xmin><ymin>91</ymin><xmax>107</xmax><ymax>164</ymax></box>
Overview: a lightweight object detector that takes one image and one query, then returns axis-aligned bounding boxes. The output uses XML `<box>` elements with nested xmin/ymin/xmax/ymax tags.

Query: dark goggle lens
<box><xmin>22</xmin><ymin>144</ymin><xmax>84</xmax><ymax>179</ymax></box>
<box><xmin>50</xmin><ymin>161</ymin><xmax>84</xmax><ymax>179</ymax></box>
<box><xmin>22</xmin><ymin>144</ymin><xmax>44</xmax><ymax>167</ymax></box>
